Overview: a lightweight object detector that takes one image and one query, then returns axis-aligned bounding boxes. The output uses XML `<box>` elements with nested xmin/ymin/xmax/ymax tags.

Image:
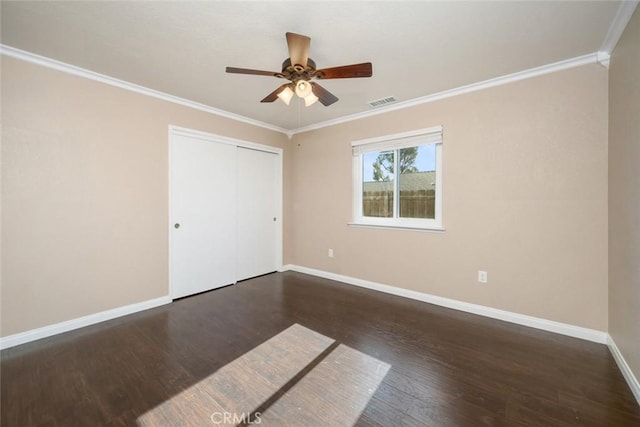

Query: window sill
<box><xmin>348</xmin><ymin>222</ymin><xmax>446</xmax><ymax>233</ymax></box>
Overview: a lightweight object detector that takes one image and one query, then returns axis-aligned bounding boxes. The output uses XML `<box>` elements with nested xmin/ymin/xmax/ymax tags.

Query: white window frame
<box><xmin>351</xmin><ymin>126</ymin><xmax>444</xmax><ymax>231</ymax></box>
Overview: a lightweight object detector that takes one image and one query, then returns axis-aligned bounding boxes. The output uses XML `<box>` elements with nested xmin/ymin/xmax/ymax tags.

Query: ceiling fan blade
<box><xmin>311</xmin><ymin>82</ymin><xmax>339</xmax><ymax>106</ymax></box>
<box><xmin>226</xmin><ymin>67</ymin><xmax>280</xmax><ymax>77</ymax></box>
<box><xmin>315</xmin><ymin>62</ymin><xmax>373</xmax><ymax>79</ymax></box>
<box><xmin>260</xmin><ymin>84</ymin><xmax>291</xmax><ymax>103</ymax></box>
<box><xmin>286</xmin><ymin>32</ymin><xmax>310</xmax><ymax>69</ymax></box>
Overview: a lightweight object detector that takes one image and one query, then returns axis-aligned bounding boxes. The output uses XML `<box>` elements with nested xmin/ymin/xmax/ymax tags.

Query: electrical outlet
<box><xmin>478</xmin><ymin>271</ymin><xmax>488</xmax><ymax>283</ymax></box>
<box><xmin>328</xmin><ymin>249</ymin><xmax>334</xmax><ymax>258</ymax></box>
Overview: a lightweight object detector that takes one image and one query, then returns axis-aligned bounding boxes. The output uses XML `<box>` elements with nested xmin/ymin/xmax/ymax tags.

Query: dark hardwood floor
<box><xmin>2</xmin><ymin>271</ymin><xmax>639</xmax><ymax>426</ymax></box>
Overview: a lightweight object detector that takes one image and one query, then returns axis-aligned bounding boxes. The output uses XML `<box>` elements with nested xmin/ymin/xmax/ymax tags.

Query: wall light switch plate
<box><xmin>478</xmin><ymin>271</ymin><xmax>488</xmax><ymax>283</ymax></box>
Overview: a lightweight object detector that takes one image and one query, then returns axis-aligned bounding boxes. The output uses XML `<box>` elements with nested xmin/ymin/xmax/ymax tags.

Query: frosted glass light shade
<box><xmin>295</xmin><ymin>80</ymin><xmax>313</xmax><ymax>98</ymax></box>
<box><xmin>277</xmin><ymin>86</ymin><xmax>294</xmax><ymax>105</ymax></box>
<box><xmin>304</xmin><ymin>93</ymin><xmax>318</xmax><ymax>106</ymax></box>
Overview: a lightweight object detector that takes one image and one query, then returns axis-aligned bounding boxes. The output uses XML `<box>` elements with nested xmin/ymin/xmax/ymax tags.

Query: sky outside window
<box><xmin>362</xmin><ymin>144</ymin><xmax>436</xmax><ymax>182</ymax></box>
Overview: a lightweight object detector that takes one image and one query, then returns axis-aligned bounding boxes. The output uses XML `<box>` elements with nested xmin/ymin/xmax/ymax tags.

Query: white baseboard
<box><xmin>608</xmin><ymin>335</ymin><xmax>640</xmax><ymax>405</ymax></box>
<box><xmin>0</xmin><ymin>296</ymin><xmax>172</xmax><ymax>350</ymax></box>
<box><xmin>282</xmin><ymin>264</ymin><xmax>608</xmax><ymax>344</ymax></box>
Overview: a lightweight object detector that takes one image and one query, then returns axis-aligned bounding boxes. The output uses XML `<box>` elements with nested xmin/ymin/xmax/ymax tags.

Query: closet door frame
<box><xmin>168</xmin><ymin>125</ymin><xmax>283</xmax><ymax>299</ymax></box>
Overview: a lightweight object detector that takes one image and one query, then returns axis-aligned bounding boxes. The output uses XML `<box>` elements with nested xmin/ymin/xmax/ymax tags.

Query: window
<box><xmin>351</xmin><ymin>126</ymin><xmax>443</xmax><ymax>230</ymax></box>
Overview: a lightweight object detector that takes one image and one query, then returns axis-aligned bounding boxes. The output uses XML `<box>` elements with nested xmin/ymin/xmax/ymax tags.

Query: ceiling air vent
<box><xmin>368</xmin><ymin>96</ymin><xmax>397</xmax><ymax>108</ymax></box>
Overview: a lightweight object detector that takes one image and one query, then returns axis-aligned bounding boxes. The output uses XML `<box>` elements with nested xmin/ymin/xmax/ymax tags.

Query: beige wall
<box><xmin>609</xmin><ymin>8</ymin><xmax>640</xmax><ymax>382</ymax></box>
<box><xmin>289</xmin><ymin>63</ymin><xmax>609</xmax><ymax>330</ymax></box>
<box><xmin>1</xmin><ymin>56</ymin><xmax>289</xmax><ymax>336</ymax></box>
<box><xmin>0</xmin><ymin>53</ymin><xmax>612</xmax><ymax>338</ymax></box>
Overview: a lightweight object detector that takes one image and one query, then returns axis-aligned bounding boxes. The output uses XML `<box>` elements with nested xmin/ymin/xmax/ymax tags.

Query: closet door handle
<box><xmin>174</xmin><ymin>223</ymin><xmax>180</xmax><ymax>229</ymax></box>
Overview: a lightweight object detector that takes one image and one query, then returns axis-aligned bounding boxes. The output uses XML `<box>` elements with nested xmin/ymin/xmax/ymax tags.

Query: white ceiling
<box><xmin>0</xmin><ymin>1</ymin><xmax>623</xmax><ymax>132</ymax></box>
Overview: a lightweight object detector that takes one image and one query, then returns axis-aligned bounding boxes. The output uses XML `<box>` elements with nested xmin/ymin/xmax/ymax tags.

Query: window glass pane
<box><xmin>362</xmin><ymin>150</ymin><xmax>394</xmax><ymax>218</ymax></box>
<box><xmin>399</xmin><ymin>144</ymin><xmax>436</xmax><ymax>219</ymax></box>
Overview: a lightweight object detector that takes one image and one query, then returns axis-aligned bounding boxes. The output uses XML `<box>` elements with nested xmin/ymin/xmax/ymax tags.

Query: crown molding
<box><xmin>0</xmin><ymin>44</ymin><xmax>290</xmax><ymax>136</ymax></box>
<box><xmin>597</xmin><ymin>51</ymin><xmax>611</xmax><ymax>69</ymax></box>
<box><xmin>290</xmin><ymin>52</ymin><xmax>599</xmax><ymax>135</ymax></box>
<box><xmin>600</xmin><ymin>0</ymin><xmax>639</xmax><ymax>55</ymax></box>
<box><xmin>1</xmin><ymin>43</ymin><xmax>617</xmax><ymax>137</ymax></box>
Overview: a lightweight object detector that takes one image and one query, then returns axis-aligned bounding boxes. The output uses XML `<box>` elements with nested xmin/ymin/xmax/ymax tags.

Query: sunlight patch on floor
<box><xmin>259</xmin><ymin>341</ymin><xmax>391</xmax><ymax>426</ymax></box>
<box><xmin>137</xmin><ymin>323</ymin><xmax>390</xmax><ymax>426</ymax></box>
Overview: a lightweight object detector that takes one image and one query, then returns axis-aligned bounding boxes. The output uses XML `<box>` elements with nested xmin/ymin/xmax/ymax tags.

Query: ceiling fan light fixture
<box><xmin>226</xmin><ymin>33</ymin><xmax>372</xmax><ymax>108</ymax></box>
<box><xmin>295</xmin><ymin>80</ymin><xmax>313</xmax><ymax>98</ymax></box>
<box><xmin>277</xmin><ymin>85</ymin><xmax>294</xmax><ymax>105</ymax></box>
<box><xmin>304</xmin><ymin>93</ymin><xmax>318</xmax><ymax>107</ymax></box>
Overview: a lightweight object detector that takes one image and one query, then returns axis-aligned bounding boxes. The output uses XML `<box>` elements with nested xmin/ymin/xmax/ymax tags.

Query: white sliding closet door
<box><xmin>170</xmin><ymin>134</ymin><xmax>237</xmax><ymax>299</ymax></box>
<box><xmin>236</xmin><ymin>147</ymin><xmax>278</xmax><ymax>281</ymax></box>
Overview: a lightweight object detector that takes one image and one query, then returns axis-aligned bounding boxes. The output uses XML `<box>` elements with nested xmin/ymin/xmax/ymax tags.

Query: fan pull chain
<box><xmin>297</xmin><ymin>96</ymin><xmax>301</xmax><ymax>130</ymax></box>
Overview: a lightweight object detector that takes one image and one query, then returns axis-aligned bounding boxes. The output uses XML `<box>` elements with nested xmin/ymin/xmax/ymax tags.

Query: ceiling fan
<box><xmin>226</xmin><ymin>32</ymin><xmax>372</xmax><ymax>107</ymax></box>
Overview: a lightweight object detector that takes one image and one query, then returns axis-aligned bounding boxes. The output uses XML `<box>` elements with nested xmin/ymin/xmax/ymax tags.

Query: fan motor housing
<box><xmin>277</xmin><ymin>58</ymin><xmax>320</xmax><ymax>81</ymax></box>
